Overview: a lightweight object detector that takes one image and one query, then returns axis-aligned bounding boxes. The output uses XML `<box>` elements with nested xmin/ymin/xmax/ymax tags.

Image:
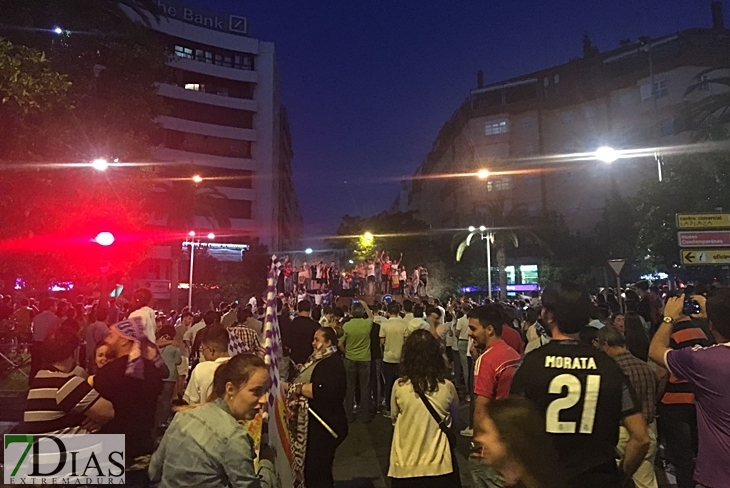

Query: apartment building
<box><xmin>397</xmin><ymin>4</ymin><xmax>729</xmax><ymax>237</ymax></box>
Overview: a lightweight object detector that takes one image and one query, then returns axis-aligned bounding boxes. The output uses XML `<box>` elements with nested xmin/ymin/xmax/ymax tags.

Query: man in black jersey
<box><xmin>511</xmin><ymin>281</ymin><xmax>649</xmax><ymax>488</ymax></box>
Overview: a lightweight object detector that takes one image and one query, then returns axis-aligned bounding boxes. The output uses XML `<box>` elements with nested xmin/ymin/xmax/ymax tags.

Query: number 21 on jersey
<box><xmin>545</xmin><ymin>373</ymin><xmax>600</xmax><ymax>434</ymax></box>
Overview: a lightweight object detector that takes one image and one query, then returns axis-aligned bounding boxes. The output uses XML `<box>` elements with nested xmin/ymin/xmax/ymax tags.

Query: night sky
<box><xmin>194</xmin><ymin>0</ymin><xmax>716</xmax><ymax>237</ymax></box>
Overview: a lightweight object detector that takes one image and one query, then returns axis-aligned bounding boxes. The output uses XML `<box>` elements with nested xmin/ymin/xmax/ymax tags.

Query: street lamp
<box><xmin>363</xmin><ymin>231</ymin><xmax>374</xmax><ymax>243</ymax></box>
<box><xmin>52</xmin><ymin>26</ymin><xmax>64</xmax><ymax>35</ymax></box>
<box><xmin>93</xmin><ymin>232</ymin><xmax>114</xmax><ymax>300</ymax></box>
<box><xmin>91</xmin><ymin>158</ymin><xmax>109</xmax><ymax>171</ymax></box>
<box><xmin>468</xmin><ymin>225</ymin><xmax>494</xmax><ymax>301</ymax></box>
<box><xmin>185</xmin><ymin>231</ymin><xmax>215</xmax><ymax>309</ymax></box>
<box><xmin>93</xmin><ymin>231</ymin><xmax>115</xmax><ymax>246</ymax></box>
<box><xmin>305</xmin><ymin>248</ymin><xmax>313</xmax><ymax>254</ymax></box>
<box><xmin>477</xmin><ymin>168</ymin><xmax>490</xmax><ymax>180</ymax></box>
<box><xmin>594</xmin><ymin>146</ymin><xmax>619</xmax><ymax>164</ymax></box>
<box><xmin>192</xmin><ymin>175</ymin><xmax>203</xmax><ymax>184</ymax></box>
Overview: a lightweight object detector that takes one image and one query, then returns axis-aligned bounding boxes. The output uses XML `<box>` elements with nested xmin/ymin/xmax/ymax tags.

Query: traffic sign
<box><xmin>681</xmin><ymin>249</ymin><xmax>730</xmax><ymax>265</ymax></box>
<box><xmin>607</xmin><ymin>259</ymin><xmax>626</xmax><ymax>276</ymax></box>
<box><xmin>676</xmin><ymin>213</ymin><xmax>730</xmax><ymax>229</ymax></box>
<box><xmin>678</xmin><ymin>231</ymin><xmax>730</xmax><ymax>248</ymax></box>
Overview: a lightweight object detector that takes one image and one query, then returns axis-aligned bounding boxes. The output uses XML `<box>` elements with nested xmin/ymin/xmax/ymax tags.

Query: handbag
<box><xmin>417</xmin><ymin>391</ymin><xmax>461</xmax><ymax>484</ymax></box>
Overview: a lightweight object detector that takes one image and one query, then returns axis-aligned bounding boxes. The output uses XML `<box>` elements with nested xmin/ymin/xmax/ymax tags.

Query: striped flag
<box><xmin>262</xmin><ymin>255</ymin><xmax>294</xmax><ymax>487</ymax></box>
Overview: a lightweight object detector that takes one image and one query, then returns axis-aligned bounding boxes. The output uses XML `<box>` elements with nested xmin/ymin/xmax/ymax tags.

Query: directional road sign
<box><xmin>681</xmin><ymin>249</ymin><xmax>730</xmax><ymax>266</ymax></box>
<box><xmin>676</xmin><ymin>213</ymin><xmax>730</xmax><ymax>229</ymax></box>
<box><xmin>678</xmin><ymin>231</ymin><xmax>730</xmax><ymax>248</ymax></box>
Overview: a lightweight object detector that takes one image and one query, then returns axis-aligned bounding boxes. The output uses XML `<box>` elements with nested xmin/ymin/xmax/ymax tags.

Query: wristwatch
<box><xmin>662</xmin><ymin>316</ymin><xmax>674</xmax><ymax>325</ymax></box>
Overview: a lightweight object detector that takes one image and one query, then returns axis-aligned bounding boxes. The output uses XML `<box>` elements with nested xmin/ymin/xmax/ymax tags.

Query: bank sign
<box><xmin>4</xmin><ymin>434</ymin><xmax>125</xmax><ymax>485</ymax></box>
<box><xmin>154</xmin><ymin>0</ymin><xmax>248</xmax><ymax>35</ymax></box>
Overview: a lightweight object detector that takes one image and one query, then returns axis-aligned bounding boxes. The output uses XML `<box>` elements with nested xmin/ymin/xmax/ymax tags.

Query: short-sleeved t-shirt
<box><xmin>473</xmin><ymin>339</ymin><xmax>521</xmax><ymax>400</ymax></box>
<box><xmin>24</xmin><ymin>368</ymin><xmax>100</xmax><ymax>434</ymax></box>
<box><xmin>661</xmin><ymin>318</ymin><xmax>712</xmax><ymax>405</ymax></box>
<box><xmin>342</xmin><ymin>318</ymin><xmax>372</xmax><ymax>361</ymax></box>
<box><xmin>511</xmin><ymin>340</ymin><xmax>640</xmax><ymax>483</ymax></box>
<box><xmin>380</xmin><ymin>317</ymin><xmax>409</xmax><ymax>363</ymax></box>
<box><xmin>666</xmin><ymin>343</ymin><xmax>730</xmax><ymax>487</ymax></box>
<box><xmin>500</xmin><ymin>325</ymin><xmax>525</xmax><ymax>355</ymax></box>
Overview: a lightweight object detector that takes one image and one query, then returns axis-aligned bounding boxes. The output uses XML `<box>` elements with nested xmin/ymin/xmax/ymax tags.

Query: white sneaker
<box><xmin>460</xmin><ymin>427</ymin><xmax>473</xmax><ymax>437</ymax></box>
<box><xmin>382</xmin><ymin>410</ymin><xmax>392</xmax><ymax>419</ymax></box>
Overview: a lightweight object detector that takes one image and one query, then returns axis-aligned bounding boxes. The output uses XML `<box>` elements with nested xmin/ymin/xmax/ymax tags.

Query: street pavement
<box><xmin>0</xmin><ymin>397</ymin><xmax>679</xmax><ymax>487</ymax></box>
<box><xmin>333</xmin><ymin>404</ymin><xmax>679</xmax><ymax>488</ymax></box>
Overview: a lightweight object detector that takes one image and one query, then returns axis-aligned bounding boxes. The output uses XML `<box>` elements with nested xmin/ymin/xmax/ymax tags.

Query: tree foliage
<box><xmin>331</xmin><ymin>211</ymin><xmax>439</xmax><ymax>268</ymax></box>
<box><xmin>0</xmin><ymin>1</ymin><xmax>169</xmax><ymax>293</ymax></box>
<box><xmin>0</xmin><ymin>39</ymin><xmax>70</xmax><ymax>116</ymax></box>
<box><xmin>636</xmin><ymin>154</ymin><xmax>730</xmax><ymax>271</ymax></box>
<box><xmin>0</xmin><ymin>0</ymin><xmax>168</xmax><ymax>161</ymax></box>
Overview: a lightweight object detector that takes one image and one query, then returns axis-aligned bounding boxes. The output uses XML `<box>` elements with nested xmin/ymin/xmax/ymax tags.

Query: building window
<box><xmin>619</xmin><ymin>92</ymin><xmax>634</xmax><ymax>107</ymax></box>
<box><xmin>173</xmin><ymin>41</ymin><xmax>254</xmax><ymax>71</ymax></box>
<box><xmin>641</xmin><ymin>80</ymin><xmax>668</xmax><ymax>101</ymax></box>
<box><xmin>698</xmin><ymin>74</ymin><xmax>710</xmax><ymax>91</ymax></box>
<box><xmin>184</xmin><ymin>83</ymin><xmax>201</xmax><ymax>91</ymax></box>
<box><xmin>162</xmin><ymin>129</ymin><xmax>253</xmax><ymax>158</ymax></box>
<box><xmin>660</xmin><ymin>118</ymin><xmax>675</xmax><ymax>137</ymax></box>
<box><xmin>485</xmin><ymin>120</ymin><xmax>508</xmax><ymax>136</ymax></box>
<box><xmin>554</xmin><ymin>74</ymin><xmax>560</xmax><ymax>84</ymax></box>
<box><xmin>520</xmin><ymin>264</ymin><xmax>539</xmax><ymax>283</ymax></box>
<box><xmin>487</xmin><ymin>177</ymin><xmax>512</xmax><ymax>192</ymax></box>
<box><xmin>174</xmin><ymin>45</ymin><xmax>193</xmax><ymax>59</ymax></box>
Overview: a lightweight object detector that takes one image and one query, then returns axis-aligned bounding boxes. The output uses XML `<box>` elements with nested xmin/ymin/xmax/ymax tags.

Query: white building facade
<box><xmin>125</xmin><ymin>1</ymin><xmax>301</xmax><ymax>304</ymax></box>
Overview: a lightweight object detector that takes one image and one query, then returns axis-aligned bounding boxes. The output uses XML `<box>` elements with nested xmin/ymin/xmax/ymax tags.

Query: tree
<box><xmin>636</xmin><ymin>153</ymin><xmax>730</xmax><ymax>272</ymax></box>
<box><xmin>0</xmin><ymin>1</ymin><xmax>168</xmax><ymax>162</ymax></box>
<box><xmin>331</xmin><ymin>211</ymin><xmax>438</xmax><ymax>268</ymax></box>
<box><xmin>0</xmin><ymin>169</ymin><xmax>154</xmax><ymax>293</ymax></box>
<box><xmin>152</xmin><ymin>177</ymin><xmax>231</xmax><ymax>309</ymax></box>
<box><xmin>0</xmin><ymin>39</ymin><xmax>70</xmax><ymax>117</ymax></box>
<box><xmin>452</xmin><ymin>197</ymin><xmax>550</xmax><ymax>299</ymax></box>
<box><xmin>682</xmin><ymin>67</ymin><xmax>730</xmax><ymax>141</ymax></box>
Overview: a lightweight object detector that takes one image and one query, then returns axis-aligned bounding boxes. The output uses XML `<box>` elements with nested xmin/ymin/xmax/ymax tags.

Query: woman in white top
<box><xmin>389</xmin><ymin>329</ymin><xmax>460</xmax><ymax>488</ymax></box>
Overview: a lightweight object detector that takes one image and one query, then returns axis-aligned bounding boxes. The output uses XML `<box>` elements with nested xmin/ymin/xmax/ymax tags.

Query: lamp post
<box><xmin>184</xmin><ymin>231</ymin><xmax>215</xmax><ymax>310</ymax></box>
<box><xmin>469</xmin><ymin>225</ymin><xmax>494</xmax><ymax>301</ymax></box>
<box><xmin>93</xmin><ymin>231</ymin><xmax>115</xmax><ymax>301</ymax></box>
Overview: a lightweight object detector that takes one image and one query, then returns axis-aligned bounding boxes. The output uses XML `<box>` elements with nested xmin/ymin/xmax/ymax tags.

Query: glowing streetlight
<box><xmin>305</xmin><ymin>248</ymin><xmax>313</xmax><ymax>254</ymax></box>
<box><xmin>479</xmin><ymin>225</ymin><xmax>487</xmax><ymax>232</ymax></box>
<box><xmin>363</xmin><ymin>231</ymin><xmax>374</xmax><ymax>242</ymax></box>
<box><xmin>192</xmin><ymin>175</ymin><xmax>203</xmax><ymax>184</ymax></box>
<box><xmin>207</xmin><ymin>232</ymin><xmax>215</xmax><ymax>239</ymax></box>
<box><xmin>476</xmin><ymin>168</ymin><xmax>490</xmax><ymax>180</ymax></box>
<box><xmin>595</xmin><ymin>146</ymin><xmax>619</xmax><ymax>164</ymax></box>
<box><xmin>188</xmin><ymin>230</ymin><xmax>196</xmax><ymax>237</ymax></box>
<box><xmin>348</xmin><ymin>259</ymin><xmax>354</xmax><ymax>264</ymax></box>
<box><xmin>52</xmin><ymin>26</ymin><xmax>64</xmax><ymax>35</ymax></box>
<box><xmin>468</xmin><ymin>226</ymin><xmax>476</xmax><ymax>232</ymax></box>
<box><xmin>94</xmin><ymin>232</ymin><xmax>115</xmax><ymax>247</ymax></box>
<box><xmin>91</xmin><ymin>158</ymin><xmax>108</xmax><ymax>171</ymax></box>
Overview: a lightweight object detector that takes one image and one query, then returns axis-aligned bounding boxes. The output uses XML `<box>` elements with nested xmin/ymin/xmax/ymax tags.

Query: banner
<box><xmin>262</xmin><ymin>256</ymin><xmax>294</xmax><ymax>487</ymax></box>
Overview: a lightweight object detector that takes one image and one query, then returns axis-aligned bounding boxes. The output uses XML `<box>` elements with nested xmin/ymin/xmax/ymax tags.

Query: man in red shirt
<box><xmin>499</xmin><ymin>319</ymin><xmax>524</xmax><ymax>355</ymax></box>
<box><xmin>467</xmin><ymin>304</ymin><xmax>522</xmax><ymax>488</ymax></box>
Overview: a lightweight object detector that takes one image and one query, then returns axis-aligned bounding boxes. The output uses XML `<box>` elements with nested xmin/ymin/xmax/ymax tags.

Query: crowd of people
<box><xmin>279</xmin><ymin>250</ymin><xmax>431</xmax><ymax>298</ymax></box>
<box><xmin>1</xmin><ymin>274</ymin><xmax>729</xmax><ymax>488</ymax></box>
